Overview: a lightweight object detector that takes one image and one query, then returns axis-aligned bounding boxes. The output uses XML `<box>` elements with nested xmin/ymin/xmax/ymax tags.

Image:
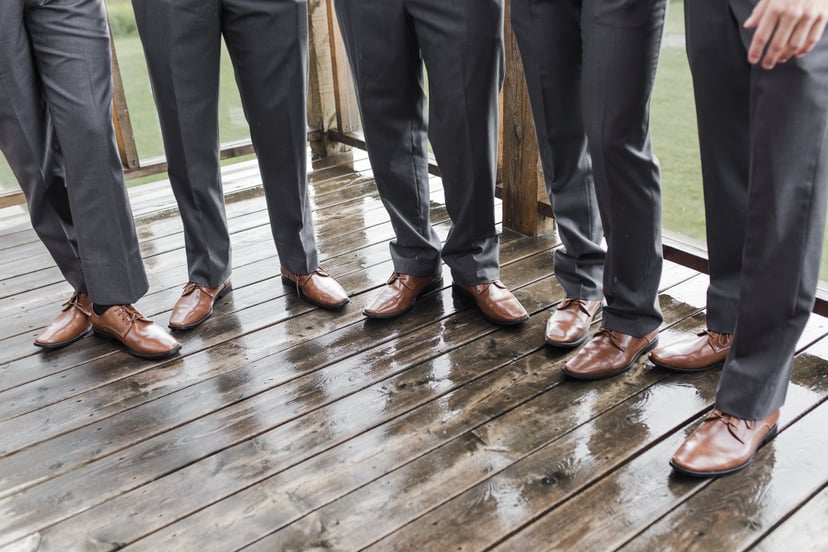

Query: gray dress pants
<box><xmin>511</xmin><ymin>0</ymin><xmax>666</xmax><ymax>337</ymax></box>
<box><xmin>334</xmin><ymin>0</ymin><xmax>503</xmax><ymax>285</ymax></box>
<box><xmin>687</xmin><ymin>0</ymin><xmax>828</xmax><ymax>419</ymax></box>
<box><xmin>0</xmin><ymin>0</ymin><xmax>149</xmax><ymax>306</ymax></box>
<box><xmin>133</xmin><ymin>0</ymin><xmax>319</xmax><ymax>285</ymax></box>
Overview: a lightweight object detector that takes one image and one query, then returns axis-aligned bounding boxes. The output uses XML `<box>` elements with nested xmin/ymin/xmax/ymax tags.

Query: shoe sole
<box><xmin>281</xmin><ymin>276</ymin><xmax>350</xmax><ymax>311</ymax></box>
<box><xmin>33</xmin><ymin>325</ymin><xmax>93</xmax><ymax>350</ymax></box>
<box><xmin>649</xmin><ymin>356</ymin><xmax>725</xmax><ymax>373</ymax></box>
<box><xmin>363</xmin><ymin>276</ymin><xmax>444</xmax><ymax>320</ymax></box>
<box><xmin>562</xmin><ymin>337</ymin><xmax>660</xmax><ymax>380</ymax></box>
<box><xmin>669</xmin><ymin>424</ymin><xmax>779</xmax><ymax>477</ymax></box>
<box><xmin>169</xmin><ymin>284</ymin><xmax>233</xmax><ymax>331</ymax></box>
<box><xmin>451</xmin><ymin>284</ymin><xmax>529</xmax><ymax>327</ymax></box>
<box><xmin>93</xmin><ymin>328</ymin><xmax>182</xmax><ymax>360</ymax></box>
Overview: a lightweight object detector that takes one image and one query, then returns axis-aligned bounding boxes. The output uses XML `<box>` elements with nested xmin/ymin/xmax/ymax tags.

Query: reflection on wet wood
<box><xmin>0</xmin><ymin>150</ymin><xmax>825</xmax><ymax>551</ymax></box>
<box><xmin>753</xmin><ymin>485</ymin><xmax>828</xmax><ymax>551</ymax></box>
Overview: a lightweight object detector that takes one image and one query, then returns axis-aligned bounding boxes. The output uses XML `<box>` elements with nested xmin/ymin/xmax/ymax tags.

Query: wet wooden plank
<box><xmin>124</xmin><ymin>273</ymin><xmax>703</xmax><ymax>552</ymax></box>
<box><xmin>0</xmin><ymin>225</ymin><xmax>39</xmax><ymax>252</ymax></box>
<box><xmin>2</xmin><ymin>267</ymin><xmax>697</xmax><ymax>551</ymax></box>
<box><xmin>323</xmin><ymin>321</ymin><xmax>828</xmax><ymax>551</ymax></box>
<box><xmin>0</xmin><ymin>175</ymin><xmax>438</xmax><ymax>365</ymax></box>
<box><xmin>0</xmin><ymin>155</ymin><xmax>375</xmax><ymax>290</ymax></box>
<box><xmin>2</xmin><ymin>151</ymin><xmax>825</xmax><ymax>551</ymax></box>
<box><xmin>0</xmin><ymin>207</ymin><xmax>458</xmax><ymax>426</ymax></box>
<box><xmin>0</xmin><ymin>176</ymin><xmax>388</xmax><ymax>341</ymax></box>
<box><xmin>752</xmin><ymin>485</ymin><xmax>828</xmax><ymax>551</ymax></box>
<box><xmin>489</xmin><ymin>327</ymin><xmax>828</xmax><ymax>551</ymax></box>
<box><xmin>0</xmin><ymin>233</ymin><xmax>548</xmax><ymax>474</ymax></box>
<box><xmin>0</xmin><ymin>245</ymin><xmax>561</xmax><ymax>548</ymax></box>
<box><xmin>619</xmin><ymin>398</ymin><xmax>828</xmax><ymax>552</ymax></box>
<box><xmin>0</xmin><ymin>180</ymin><xmax>451</xmax><ymax>391</ymax></box>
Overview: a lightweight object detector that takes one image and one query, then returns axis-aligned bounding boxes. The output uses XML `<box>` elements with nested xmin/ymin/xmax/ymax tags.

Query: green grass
<box><xmin>3</xmin><ymin>0</ymin><xmax>828</xmax><ymax>281</ymax></box>
<box><xmin>652</xmin><ymin>37</ymin><xmax>706</xmax><ymax>243</ymax></box>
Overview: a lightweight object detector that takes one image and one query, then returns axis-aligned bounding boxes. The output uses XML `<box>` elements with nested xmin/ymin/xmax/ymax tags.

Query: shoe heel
<box><xmin>642</xmin><ymin>337</ymin><xmax>659</xmax><ymax>356</ymax></box>
<box><xmin>281</xmin><ymin>276</ymin><xmax>294</xmax><ymax>287</ymax></box>
<box><xmin>217</xmin><ymin>284</ymin><xmax>233</xmax><ymax>300</ymax></box>
<box><xmin>422</xmin><ymin>276</ymin><xmax>444</xmax><ymax>296</ymax></box>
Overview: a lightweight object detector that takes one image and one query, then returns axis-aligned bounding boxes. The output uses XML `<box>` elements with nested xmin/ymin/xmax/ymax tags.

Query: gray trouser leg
<box><xmin>511</xmin><ymin>0</ymin><xmax>666</xmax><ymax>335</ymax></box>
<box><xmin>134</xmin><ymin>0</ymin><xmax>319</xmax><ymax>279</ymax></box>
<box><xmin>409</xmin><ymin>0</ymin><xmax>504</xmax><ymax>285</ymax></box>
<box><xmin>133</xmin><ymin>0</ymin><xmax>231</xmax><ymax>287</ymax></box>
<box><xmin>0</xmin><ymin>5</ymin><xmax>84</xmax><ymax>292</ymax></box>
<box><xmin>511</xmin><ymin>0</ymin><xmax>605</xmax><ymax>301</ymax></box>
<box><xmin>581</xmin><ymin>0</ymin><xmax>666</xmax><ymax>336</ymax></box>
<box><xmin>335</xmin><ymin>0</ymin><xmax>504</xmax><ymax>284</ymax></box>
<box><xmin>335</xmin><ymin>0</ymin><xmax>442</xmax><ymax>278</ymax></box>
<box><xmin>0</xmin><ymin>0</ymin><xmax>148</xmax><ymax>305</ymax></box>
<box><xmin>684</xmin><ymin>0</ymin><xmax>751</xmax><ymax>334</ymax></box>
<box><xmin>689</xmin><ymin>0</ymin><xmax>828</xmax><ymax>420</ymax></box>
<box><xmin>223</xmin><ymin>0</ymin><xmax>319</xmax><ymax>274</ymax></box>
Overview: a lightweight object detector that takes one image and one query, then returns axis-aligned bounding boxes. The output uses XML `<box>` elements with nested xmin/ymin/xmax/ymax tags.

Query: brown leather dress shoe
<box><xmin>671</xmin><ymin>409</ymin><xmax>779</xmax><ymax>477</ymax></box>
<box><xmin>545</xmin><ymin>298</ymin><xmax>603</xmax><ymax>348</ymax></box>
<box><xmin>562</xmin><ymin>327</ymin><xmax>659</xmax><ymax>380</ymax></box>
<box><xmin>169</xmin><ymin>279</ymin><xmax>232</xmax><ymax>331</ymax></box>
<box><xmin>34</xmin><ymin>291</ymin><xmax>93</xmax><ymax>349</ymax></box>
<box><xmin>281</xmin><ymin>267</ymin><xmax>349</xmax><ymax>310</ymax></box>
<box><xmin>453</xmin><ymin>280</ymin><xmax>529</xmax><ymax>326</ymax></box>
<box><xmin>363</xmin><ymin>273</ymin><xmax>443</xmax><ymax>319</ymax></box>
<box><xmin>92</xmin><ymin>305</ymin><xmax>181</xmax><ymax>359</ymax></box>
<box><xmin>650</xmin><ymin>330</ymin><xmax>732</xmax><ymax>372</ymax></box>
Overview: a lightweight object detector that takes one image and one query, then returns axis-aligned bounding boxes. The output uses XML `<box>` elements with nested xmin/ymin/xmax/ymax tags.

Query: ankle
<box><xmin>93</xmin><ymin>304</ymin><xmax>113</xmax><ymax>316</ymax></box>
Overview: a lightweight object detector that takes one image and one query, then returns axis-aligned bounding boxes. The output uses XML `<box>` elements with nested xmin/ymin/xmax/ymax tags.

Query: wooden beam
<box><xmin>109</xmin><ymin>23</ymin><xmax>140</xmax><ymax>169</ymax></box>
<box><xmin>327</xmin><ymin>130</ymin><xmax>441</xmax><ymax>177</ymax></box>
<box><xmin>307</xmin><ymin>0</ymin><xmax>340</xmax><ymax>156</ymax></box>
<box><xmin>326</xmin><ymin>0</ymin><xmax>358</xmax><ymax>134</ymax></box>
<box><xmin>500</xmin><ymin>0</ymin><xmax>545</xmax><ymax>237</ymax></box>
<box><xmin>0</xmin><ymin>191</ymin><xmax>25</xmax><ymax>210</ymax></box>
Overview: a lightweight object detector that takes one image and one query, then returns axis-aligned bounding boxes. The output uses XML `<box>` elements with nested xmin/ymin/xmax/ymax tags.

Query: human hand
<box><xmin>745</xmin><ymin>0</ymin><xmax>828</xmax><ymax>69</ymax></box>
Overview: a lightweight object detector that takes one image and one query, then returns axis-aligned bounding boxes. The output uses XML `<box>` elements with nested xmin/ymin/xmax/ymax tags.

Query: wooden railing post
<box><xmin>109</xmin><ymin>24</ymin><xmax>140</xmax><ymax>170</ymax></box>
<box><xmin>326</xmin><ymin>0</ymin><xmax>360</xmax><ymax>137</ymax></box>
<box><xmin>500</xmin><ymin>0</ymin><xmax>546</xmax><ymax>236</ymax></box>
<box><xmin>307</xmin><ymin>0</ymin><xmax>340</xmax><ymax>156</ymax></box>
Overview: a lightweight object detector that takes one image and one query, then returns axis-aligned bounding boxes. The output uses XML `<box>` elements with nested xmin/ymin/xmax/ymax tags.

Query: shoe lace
<box><xmin>560</xmin><ymin>298</ymin><xmax>597</xmax><ymax>315</ymax></box>
<box><xmin>62</xmin><ymin>292</ymin><xmax>91</xmax><ymax>315</ymax></box>
<box><xmin>286</xmin><ymin>268</ymin><xmax>326</xmax><ymax>293</ymax></box>
<box><xmin>388</xmin><ymin>273</ymin><xmax>414</xmax><ymax>291</ymax></box>
<box><xmin>697</xmin><ymin>329</ymin><xmax>732</xmax><ymax>351</ymax></box>
<box><xmin>707</xmin><ymin>410</ymin><xmax>749</xmax><ymax>444</ymax></box>
<box><xmin>182</xmin><ymin>282</ymin><xmax>216</xmax><ymax>298</ymax></box>
<box><xmin>119</xmin><ymin>305</ymin><xmax>150</xmax><ymax>326</ymax></box>
<box><xmin>593</xmin><ymin>328</ymin><xmax>624</xmax><ymax>351</ymax></box>
<box><xmin>62</xmin><ymin>292</ymin><xmax>82</xmax><ymax>309</ymax></box>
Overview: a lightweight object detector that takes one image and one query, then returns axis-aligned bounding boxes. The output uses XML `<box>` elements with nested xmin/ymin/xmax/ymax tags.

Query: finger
<box><xmin>787</xmin><ymin>17</ymin><xmax>813</xmax><ymax>54</ymax></box>
<box><xmin>761</xmin><ymin>12</ymin><xmax>799</xmax><ymax>68</ymax></box>
<box><xmin>797</xmin><ymin>14</ymin><xmax>828</xmax><ymax>56</ymax></box>
<box><xmin>778</xmin><ymin>44</ymin><xmax>798</xmax><ymax>63</ymax></box>
<box><xmin>748</xmin><ymin>9</ymin><xmax>780</xmax><ymax>65</ymax></box>
<box><xmin>745</xmin><ymin>0</ymin><xmax>769</xmax><ymax>29</ymax></box>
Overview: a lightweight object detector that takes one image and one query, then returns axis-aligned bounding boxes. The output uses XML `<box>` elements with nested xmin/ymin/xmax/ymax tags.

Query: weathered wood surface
<box><xmin>0</xmin><ymin>151</ymin><xmax>825</xmax><ymax>551</ymax></box>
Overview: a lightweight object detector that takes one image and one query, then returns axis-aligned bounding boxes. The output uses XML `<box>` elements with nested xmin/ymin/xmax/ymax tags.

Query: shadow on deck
<box><xmin>0</xmin><ymin>150</ymin><xmax>826</xmax><ymax>551</ymax></box>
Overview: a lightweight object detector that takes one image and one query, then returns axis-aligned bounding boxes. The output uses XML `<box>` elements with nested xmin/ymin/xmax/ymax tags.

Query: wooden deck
<box><xmin>0</xmin><ymin>150</ymin><xmax>826</xmax><ymax>551</ymax></box>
